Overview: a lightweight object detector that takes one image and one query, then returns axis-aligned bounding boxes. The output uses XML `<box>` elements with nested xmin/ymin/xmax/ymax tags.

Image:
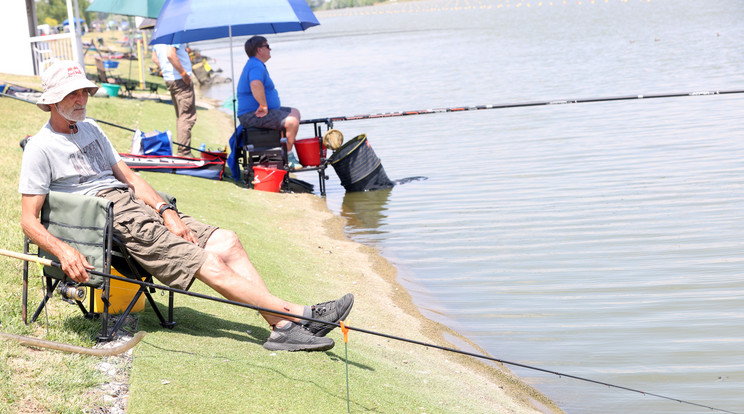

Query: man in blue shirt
<box><xmin>152</xmin><ymin>43</ymin><xmax>196</xmax><ymax>157</ymax></box>
<box><xmin>237</xmin><ymin>36</ymin><xmax>302</xmax><ymax>169</ymax></box>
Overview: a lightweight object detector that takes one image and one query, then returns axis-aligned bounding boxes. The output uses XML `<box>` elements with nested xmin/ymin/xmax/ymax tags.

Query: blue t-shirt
<box><xmin>237</xmin><ymin>57</ymin><xmax>281</xmax><ymax>116</ymax></box>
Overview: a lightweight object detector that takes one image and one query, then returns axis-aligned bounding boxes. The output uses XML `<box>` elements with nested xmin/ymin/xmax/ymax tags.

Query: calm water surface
<box><xmin>201</xmin><ymin>0</ymin><xmax>744</xmax><ymax>412</ymax></box>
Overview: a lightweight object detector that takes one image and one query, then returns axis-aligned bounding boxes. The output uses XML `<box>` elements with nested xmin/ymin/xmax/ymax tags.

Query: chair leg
<box><xmin>98</xmin><ymin>278</ymin><xmax>111</xmax><ymax>341</ymax></box>
<box><xmin>99</xmin><ymin>287</ymin><xmax>147</xmax><ymax>341</ymax></box>
<box><xmin>29</xmin><ymin>277</ymin><xmax>60</xmax><ymax>324</ymax></box>
<box><xmin>317</xmin><ymin>165</ymin><xmax>328</xmax><ymax>197</ymax></box>
<box><xmin>246</xmin><ymin>153</ymin><xmax>256</xmax><ymax>188</ymax></box>
<box><xmin>281</xmin><ymin>137</ymin><xmax>288</xmax><ymax>169</ymax></box>
<box><xmin>22</xmin><ymin>238</ymin><xmax>37</xmax><ymax>325</ymax></box>
<box><xmin>168</xmin><ymin>292</ymin><xmax>175</xmax><ymax>327</ymax></box>
<box><xmin>22</xmin><ymin>248</ymin><xmax>29</xmax><ymax>325</ymax></box>
<box><xmin>22</xmin><ymin>266</ymin><xmax>28</xmax><ymax>324</ymax></box>
<box><xmin>142</xmin><ymin>286</ymin><xmax>176</xmax><ymax>329</ymax></box>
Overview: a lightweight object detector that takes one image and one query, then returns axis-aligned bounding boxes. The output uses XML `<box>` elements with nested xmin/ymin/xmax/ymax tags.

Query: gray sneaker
<box><xmin>304</xmin><ymin>293</ymin><xmax>354</xmax><ymax>337</ymax></box>
<box><xmin>263</xmin><ymin>322</ymin><xmax>335</xmax><ymax>352</ymax></box>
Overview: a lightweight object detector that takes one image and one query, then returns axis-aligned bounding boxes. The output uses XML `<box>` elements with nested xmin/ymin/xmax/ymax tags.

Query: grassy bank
<box><xmin>0</xmin><ymin>73</ymin><xmax>560</xmax><ymax>413</ymax></box>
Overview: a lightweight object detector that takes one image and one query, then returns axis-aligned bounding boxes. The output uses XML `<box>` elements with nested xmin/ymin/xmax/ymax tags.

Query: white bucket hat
<box><xmin>36</xmin><ymin>60</ymin><xmax>99</xmax><ymax>112</ymax></box>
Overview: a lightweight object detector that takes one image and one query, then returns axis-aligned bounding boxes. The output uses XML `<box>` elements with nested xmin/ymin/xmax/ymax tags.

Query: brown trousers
<box><xmin>165</xmin><ymin>79</ymin><xmax>197</xmax><ymax>157</ymax></box>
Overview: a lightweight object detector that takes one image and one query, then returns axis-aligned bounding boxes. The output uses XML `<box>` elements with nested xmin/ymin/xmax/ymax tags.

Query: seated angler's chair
<box><xmin>22</xmin><ymin>191</ymin><xmax>177</xmax><ymax>342</ymax></box>
<box><xmin>239</xmin><ymin>127</ymin><xmax>290</xmax><ymax>190</ymax></box>
<box><xmin>238</xmin><ymin>126</ymin><xmax>328</xmax><ymax>195</ymax></box>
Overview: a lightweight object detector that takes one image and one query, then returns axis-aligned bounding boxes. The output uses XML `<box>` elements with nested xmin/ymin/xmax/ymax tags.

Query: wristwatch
<box><xmin>156</xmin><ymin>202</ymin><xmax>177</xmax><ymax>216</ymax></box>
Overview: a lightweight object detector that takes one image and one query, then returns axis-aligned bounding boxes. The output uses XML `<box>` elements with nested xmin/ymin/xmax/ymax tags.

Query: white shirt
<box><xmin>19</xmin><ymin>119</ymin><xmax>127</xmax><ymax>196</ymax></box>
<box><xmin>153</xmin><ymin>43</ymin><xmax>192</xmax><ymax>82</ymax></box>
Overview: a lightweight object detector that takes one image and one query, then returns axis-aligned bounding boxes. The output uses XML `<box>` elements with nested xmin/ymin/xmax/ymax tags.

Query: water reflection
<box><xmin>340</xmin><ymin>188</ymin><xmax>393</xmax><ymax>236</ymax></box>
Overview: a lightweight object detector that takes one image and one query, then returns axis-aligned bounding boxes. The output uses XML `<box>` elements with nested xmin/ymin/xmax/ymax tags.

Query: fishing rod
<box><xmin>1</xmin><ymin>90</ymin><xmax>141</xmax><ymax>133</ymax></box>
<box><xmin>302</xmin><ymin>88</ymin><xmax>744</xmax><ymax>126</ymax></box>
<box><xmin>2</xmin><ymin>91</ymin><xmax>221</xmax><ymax>157</ymax></box>
<box><xmin>0</xmin><ymin>248</ymin><xmax>738</xmax><ymax>414</ymax></box>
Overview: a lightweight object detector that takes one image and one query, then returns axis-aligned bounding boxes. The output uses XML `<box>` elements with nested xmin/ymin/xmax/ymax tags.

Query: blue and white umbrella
<box><xmin>150</xmin><ymin>0</ymin><xmax>320</xmax><ymax>134</ymax></box>
<box><xmin>150</xmin><ymin>0</ymin><xmax>319</xmax><ymax>45</ymax></box>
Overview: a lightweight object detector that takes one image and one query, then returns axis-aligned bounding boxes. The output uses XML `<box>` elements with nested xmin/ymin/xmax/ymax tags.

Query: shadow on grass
<box><xmin>135</xmin><ymin>305</ymin><xmax>374</xmax><ymax>370</ymax></box>
<box><xmin>138</xmin><ymin>305</ymin><xmax>266</xmax><ymax>345</ymax></box>
<box><xmin>41</xmin><ymin>301</ymin><xmax>378</xmax><ymax>411</ymax></box>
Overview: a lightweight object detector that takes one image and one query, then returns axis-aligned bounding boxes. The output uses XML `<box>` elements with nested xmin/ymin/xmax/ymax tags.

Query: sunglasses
<box><xmin>260</xmin><ymin>44</ymin><xmax>271</xmax><ymax>50</ymax></box>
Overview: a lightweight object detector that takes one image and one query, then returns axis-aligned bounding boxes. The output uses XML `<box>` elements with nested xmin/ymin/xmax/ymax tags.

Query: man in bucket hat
<box><xmin>19</xmin><ymin>61</ymin><xmax>353</xmax><ymax>351</ymax></box>
<box><xmin>36</xmin><ymin>60</ymin><xmax>98</xmax><ymax>114</ymax></box>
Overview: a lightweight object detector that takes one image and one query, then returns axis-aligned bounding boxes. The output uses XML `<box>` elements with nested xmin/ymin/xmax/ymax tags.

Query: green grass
<box><xmin>0</xmin><ymin>73</ymin><xmax>557</xmax><ymax>413</ymax></box>
<box><xmin>83</xmin><ymin>91</ymin><xmax>234</xmax><ymax>153</ymax></box>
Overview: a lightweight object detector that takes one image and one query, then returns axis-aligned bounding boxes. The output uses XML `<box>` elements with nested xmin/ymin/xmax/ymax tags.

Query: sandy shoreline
<box><xmin>83</xmin><ymin>183</ymin><xmax>563</xmax><ymax>413</ymax></box>
<box><xmin>277</xmin><ymin>190</ymin><xmax>563</xmax><ymax>413</ymax></box>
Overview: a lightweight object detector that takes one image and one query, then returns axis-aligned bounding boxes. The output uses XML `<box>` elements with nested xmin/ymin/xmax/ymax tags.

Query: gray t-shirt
<box><xmin>19</xmin><ymin>119</ymin><xmax>128</xmax><ymax>196</ymax></box>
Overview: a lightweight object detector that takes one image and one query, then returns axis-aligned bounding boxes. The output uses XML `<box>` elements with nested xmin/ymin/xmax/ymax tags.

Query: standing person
<box><xmin>237</xmin><ymin>36</ymin><xmax>302</xmax><ymax>169</ymax></box>
<box><xmin>20</xmin><ymin>61</ymin><xmax>354</xmax><ymax>352</ymax></box>
<box><xmin>152</xmin><ymin>43</ymin><xmax>196</xmax><ymax>157</ymax></box>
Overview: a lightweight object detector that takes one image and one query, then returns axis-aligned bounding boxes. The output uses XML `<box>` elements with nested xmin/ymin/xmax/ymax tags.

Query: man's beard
<box><xmin>57</xmin><ymin>104</ymin><xmax>86</xmax><ymax>122</ymax></box>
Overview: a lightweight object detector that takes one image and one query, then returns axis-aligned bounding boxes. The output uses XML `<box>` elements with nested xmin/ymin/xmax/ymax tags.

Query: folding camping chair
<box><xmin>22</xmin><ymin>191</ymin><xmax>177</xmax><ymax>342</ymax></box>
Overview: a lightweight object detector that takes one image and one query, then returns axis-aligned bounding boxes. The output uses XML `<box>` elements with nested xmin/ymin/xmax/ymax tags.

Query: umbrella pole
<box><xmin>229</xmin><ymin>25</ymin><xmax>238</xmax><ymax>134</ymax></box>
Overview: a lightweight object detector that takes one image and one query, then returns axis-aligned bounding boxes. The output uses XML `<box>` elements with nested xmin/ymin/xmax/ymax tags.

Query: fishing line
<box><xmin>7</xmin><ymin>87</ymin><xmax>742</xmax><ymax>139</ymax></box>
<box><xmin>301</xmin><ymin>88</ymin><xmax>744</xmax><ymax>126</ymax></box>
<box><xmin>1</xmin><ymin>91</ymin><xmax>138</xmax><ymax>132</ymax></box>
<box><xmin>0</xmin><ymin>249</ymin><xmax>737</xmax><ymax>414</ymax></box>
<box><xmin>9</xmin><ymin>88</ymin><xmax>743</xmax><ymax>131</ymax></box>
<box><xmin>2</xmin><ymin>91</ymin><xmax>218</xmax><ymax>156</ymax></box>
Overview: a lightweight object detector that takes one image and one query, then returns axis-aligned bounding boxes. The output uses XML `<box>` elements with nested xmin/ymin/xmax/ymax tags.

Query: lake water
<box><xmin>199</xmin><ymin>0</ymin><xmax>744</xmax><ymax>412</ymax></box>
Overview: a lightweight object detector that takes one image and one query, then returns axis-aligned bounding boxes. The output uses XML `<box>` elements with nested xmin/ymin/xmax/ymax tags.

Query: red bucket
<box><xmin>294</xmin><ymin>137</ymin><xmax>326</xmax><ymax>167</ymax></box>
<box><xmin>252</xmin><ymin>166</ymin><xmax>286</xmax><ymax>192</ymax></box>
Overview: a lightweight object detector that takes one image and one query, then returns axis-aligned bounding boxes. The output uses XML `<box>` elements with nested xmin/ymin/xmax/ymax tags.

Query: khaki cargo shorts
<box><xmin>97</xmin><ymin>188</ymin><xmax>218</xmax><ymax>290</ymax></box>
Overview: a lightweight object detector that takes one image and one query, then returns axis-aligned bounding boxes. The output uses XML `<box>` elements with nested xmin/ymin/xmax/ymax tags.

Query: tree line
<box><xmin>36</xmin><ymin>0</ymin><xmax>389</xmax><ymax>27</ymax></box>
